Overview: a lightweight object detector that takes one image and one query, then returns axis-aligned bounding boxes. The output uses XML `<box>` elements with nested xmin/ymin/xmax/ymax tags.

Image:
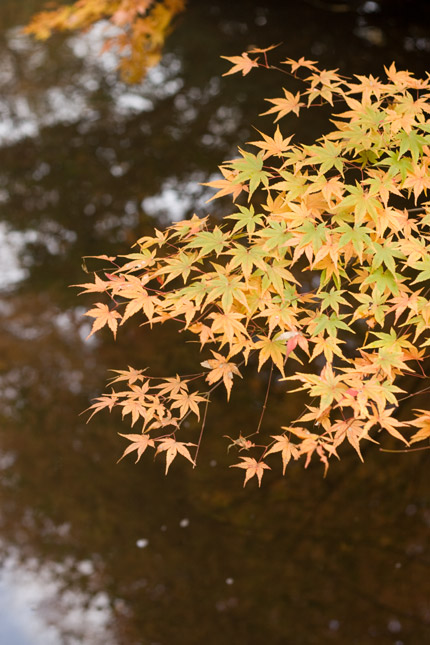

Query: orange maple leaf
<box><xmin>282</xmin><ymin>56</ymin><xmax>318</xmax><ymax>73</ymax></box>
<box><xmin>201</xmin><ymin>351</ymin><xmax>242</xmax><ymax>400</ymax></box>
<box><xmin>84</xmin><ymin>303</ymin><xmax>122</xmax><ymax>339</ymax></box>
<box><xmin>230</xmin><ymin>457</ymin><xmax>270</xmax><ymax>487</ymax></box>
<box><xmin>265</xmin><ymin>435</ymin><xmax>300</xmax><ymax>474</ymax></box>
<box><xmin>117</xmin><ymin>433</ymin><xmax>155</xmax><ymax>463</ymax></box>
<box><xmin>408</xmin><ymin>410</ymin><xmax>430</xmax><ymax>444</ymax></box>
<box><xmin>74</xmin><ymin>273</ymin><xmax>110</xmax><ymax>294</ymax></box>
<box><xmin>83</xmin><ymin>391</ymin><xmax>119</xmax><ymax>421</ymax></box>
<box><xmin>108</xmin><ymin>366</ymin><xmax>147</xmax><ymax>385</ymax></box>
<box><xmin>169</xmin><ymin>391</ymin><xmax>206</xmax><ymax>420</ymax></box>
<box><xmin>248</xmin><ymin>125</ymin><xmax>293</xmax><ymax>158</ymax></box>
<box><xmin>155</xmin><ymin>438</ymin><xmax>196</xmax><ymax>474</ymax></box>
<box><xmin>221</xmin><ymin>52</ymin><xmax>259</xmax><ymax>76</ymax></box>
<box><xmin>261</xmin><ymin>89</ymin><xmax>304</xmax><ymax>121</ymax></box>
<box><xmin>203</xmin><ymin>167</ymin><xmax>247</xmax><ymax>202</ymax></box>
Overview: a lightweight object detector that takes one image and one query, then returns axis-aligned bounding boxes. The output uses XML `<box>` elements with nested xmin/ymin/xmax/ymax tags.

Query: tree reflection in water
<box><xmin>0</xmin><ymin>0</ymin><xmax>430</xmax><ymax>643</ymax></box>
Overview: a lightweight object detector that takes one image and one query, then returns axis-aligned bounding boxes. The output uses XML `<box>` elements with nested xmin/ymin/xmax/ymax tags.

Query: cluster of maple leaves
<box><xmin>25</xmin><ymin>0</ymin><xmax>186</xmax><ymax>82</ymax></box>
<box><xmin>74</xmin><ymin>46</ymin><xmax>430</xmax><ymax>485</ymax></box>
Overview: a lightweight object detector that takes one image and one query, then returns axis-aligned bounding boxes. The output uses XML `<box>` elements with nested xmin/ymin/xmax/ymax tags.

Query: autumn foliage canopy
<box><xmin>67</xmin><ymin>44</ymin><xmax>430</xmax><ymax>486</ymax></box>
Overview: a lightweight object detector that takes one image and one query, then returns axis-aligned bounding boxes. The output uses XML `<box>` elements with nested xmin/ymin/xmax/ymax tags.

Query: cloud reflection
<box><xmin>0</xmin><ymin>547</ymin><xmax>115</xmax><ymax>645</ymax></box>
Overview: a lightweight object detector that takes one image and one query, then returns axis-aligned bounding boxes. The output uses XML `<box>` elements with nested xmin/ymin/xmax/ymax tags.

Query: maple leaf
<box><xmin>230</xmin><ymin>457</ymin><xmax>271</xmax><ymax>487</ymax></box>
<box><xmin>225</xmin><ymin>204</ymin><xmax>264</xmax><ymax>235</ymax></box>
<box><xmin>119</xmin><ymin>398</ymin><xmax>148</xmax><ymax>427</ymax></box>
<box><xmin>169</xmin><ymin>391</ymin><xmax>206</xmax><ymax>420</ymax></box>
<box><xmin>282</xmin><ymin>56</ymin><xmax>318</xmax><ymax>73</ymax></box>
<box><xmin>254</xmin><ymin>335</ymin><xmax>287</xmax><ymax>374</ymax></box>
<box><xmin>261</xmin><ymin>89</ymin><xmax>304</xmax><ymax>121</ymax></box>
<box><xmin>155</xmin><ymin>438</ymin><xmax>196</xmax><ymax>474</ymax></box>
<box><xmin>201</xmin><ymin>351</ymin><xmax>242</xmax><ymax>400</ymax></box>
<box><xmin>221</xmin><ymin>52</ymin><xmax>259</xmax><ymax>76</ymax></box>
<box><xmin>331</xmin><ymin>418</ymin><xmax>377</xmax><ymax>462</ymax></box>
<box><xmin>84</xmin><ymin>303</ymin><xmax>122</xmax><ymax>339</ymax></box>
<box><xmin>248</xmin><ymin>126</ymin><xmax>293</xmax><ymax>159</ymax></box>
<box><xmin>363</xmin><ymin>405</ymin><xmax>409</xmax><ymax>445</ymax></box>
<box><xmin>109</xmin><ymin>366</ymin><xmax>147</xmax><ymax>385</ymax></box>
<box><xmin>154</xmin><ymin>375</ymin><xmax>189</xmax><ymax>397</ymax></box>
<box><xmin>117</xmin><ymin>433</ymin><xmax>155</xmax><ymax>464</ymax></box>
<box><xmin>229</xmin><ymin>149</ymin><xmax>270</xmax><ymax>197</ymax></box>
<box><xmin>74</xmin><ymin>273</ymin><xmax>110</xmax><ymax>294</ymax></box>
<box><xmin>300</xmin><ymin>436</ymin><xmax>338</xmax><ymax>475</ymax></box>
<box><xmin>83</xmin><ymin>391</ymin><xmax>119</xmax><ymax>421</ymax></box>
<box><xmin>247</xmin><ymin>44</ymin><xmax>280</xmax><ymax>54</ymax></box>
<box><xmin>265</xmin><ymin>435</ymin><xmax>300</xmax><ymax>474</ymax></box>
<box><xmin>309</xmin><ymin>335</ymin><xmax>345</xmax><ymax>363</ymax></box>
<box><xmin>203</xmin><ymin>167</ymin><xmax>247</xmax><ymax>202</ymax></box>
<box><xmin>224</xmin><ymin>434</ymin><xmax>255</xmax><ymax>452</ymax></box>
<box><xmin>154</xmin><ymin>251</ymin><xmax>200</xmax><ymax>285</ymax></box>
<box><xmin>288</xmin><ymin>364</ymin><xmax>348</xmax><ymax>411</ymax></box>
<box><xmin>408</xmin><ymin>410</ymin><xmax>430</xmax><ymax>444</ymax></box>
<box><xmin>207</xmin><ymin>311</ymin><xmax>249</xmax><ymax>347</ymax></box>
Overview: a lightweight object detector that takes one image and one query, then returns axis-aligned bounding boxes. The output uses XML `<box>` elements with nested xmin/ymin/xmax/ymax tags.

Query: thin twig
<box><xmin>193</xmin><ymin>396</ymin><xmax>210</xmax><ymax>468</ymax></box>
<box><xmin>380</xmin><ymin>445</ymin><xmax>430</xmax><ymax>453</ymax></box>
<box><xmin>252</xmin><ymin>362</ymin><xmax>274</xmax><ymax>436</ymax></box>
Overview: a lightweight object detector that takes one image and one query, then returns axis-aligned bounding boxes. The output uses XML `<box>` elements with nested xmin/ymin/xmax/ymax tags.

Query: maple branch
<box><xmin>252</xmin><ymin>362</ymin><xmax>274</xmax><ymax>436</ymax></box>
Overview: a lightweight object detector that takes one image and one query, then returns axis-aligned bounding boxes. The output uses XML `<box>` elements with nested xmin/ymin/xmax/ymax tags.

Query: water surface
<box><xmin>0</xmin><ymin>1</ymin><xmax>430</xmax><ymax>643</ymax></box>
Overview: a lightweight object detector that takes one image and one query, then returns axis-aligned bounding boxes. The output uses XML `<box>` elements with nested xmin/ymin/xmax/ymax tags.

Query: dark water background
<box><xmin>0</xmin><ymin>1</ymin><xmax>430</xmax><ymax>643</ymax></box>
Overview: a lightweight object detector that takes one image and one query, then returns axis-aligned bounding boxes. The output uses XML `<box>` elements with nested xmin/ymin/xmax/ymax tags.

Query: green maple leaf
<box><xmin>297</xmin><ymin>221</ymin><xmax>327</xmax><ymax>253</ymax></box>
<box><xmin>185</xmin><ymin>227</ymin><xmax>229</xmax><ymax>258</ymax></box>
<box><xmin>311</xmin><ymin>313</ymin><xmax>352</xmax><ymax>338</ymax></box>
<box><xmin>411</xmin><ymin>255</ymin><xmax>430</xmax><ymax>284</ymax></box>
<box><xmin>303</xmin><ymin>140</ymin><xmax>344</xmax><ymax>174</ymax></box>
<box><xmin>227</xmin><ymin>204</ymin><xmax>264</xmax><ymax>234</ymax></box>
<box><xmin>227</xmin><ymin>244</ymin><xmax>268</xmax><ymax>279</ymax></box>
<box><xmin>397</xmin><ymin>130</ymin><xmax>427</xmax><ymax>163</ymax></box>
<box><xmin>317</xmin><ymin>289</ymin><xmax>350</xmax><ymax>314</ymax></box>
<box><xmin>230</xmin><ymin>149</ymin><xmax>269</xmax><ymax>196</ymax></box>
<box><xmin>205</xmin><ymin>273</ymin><xmax>248</xmax><ymax>312</ymax></box>
<box><xmin>270</xmin><ymin>170</ymin><xmax>308</xmax><ymax>200</ymax></box>
<box><xmin>256</xmin><ymin>220</ymin><xmax>292</xmax><ymax>252</ymax></box>
<box><xmin>362</xmin><ymin>267</ymin><xmax>401</xmax><ymax>295</ymax></box>
<box><xmin>337</xmin><ymin>183</ymin><xmax>381</xmax><ymax>224</ymax></box>
<box><xmin>378</xmin><ymin>150</ymin><xmax>412</xmax><ymax>181</ymax></box>
<box><xmin>335</xmin><ymin>222</ymin><xmax>373</xmax><ymax>261</ymax></box>
<box><xmin>370</xmin><ymin>240</ymin><xmax>405</xmax><ymax>275</ymax></box>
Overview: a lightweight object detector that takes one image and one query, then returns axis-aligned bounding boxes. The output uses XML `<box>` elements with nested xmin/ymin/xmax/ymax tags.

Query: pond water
<box><xmin>0</xmin><ymin>1</ymin><xmax>430</xmax><ymax>643</ymax></box>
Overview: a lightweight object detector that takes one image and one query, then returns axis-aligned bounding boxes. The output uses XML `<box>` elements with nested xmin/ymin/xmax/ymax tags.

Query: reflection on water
<box><xmin>0</xmin><ymin>547</ymin><xmax>115</xmax><ymax>645</ymax></box>
<box><xmin>1</xmin><ymin>0</ymin><xmax>430</xmax><ymax>643</ymax></box>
